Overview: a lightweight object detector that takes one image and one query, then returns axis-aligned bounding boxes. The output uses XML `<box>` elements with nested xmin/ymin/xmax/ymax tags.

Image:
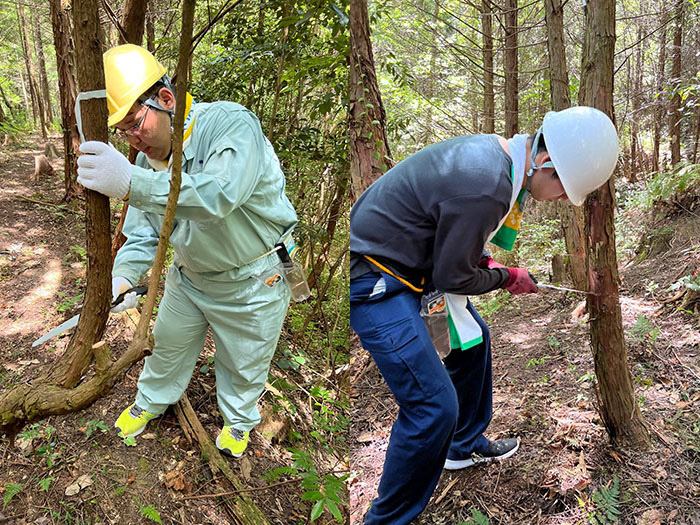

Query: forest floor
<box><xmin>349</xmin><ymin>177</ymin><xmax>700</xmax><ymax>521</ymax></box>
<box><xmin>0</xmin><ymin>134</ymin><xmax>346</xmax><ymax>525</ymax></box>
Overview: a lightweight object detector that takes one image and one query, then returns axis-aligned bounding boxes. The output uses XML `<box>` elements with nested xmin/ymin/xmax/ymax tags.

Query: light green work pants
<box><xmin>135</xmin><ymin>260</ymin><xmax>290</xmax><ymax>431</ymax></box>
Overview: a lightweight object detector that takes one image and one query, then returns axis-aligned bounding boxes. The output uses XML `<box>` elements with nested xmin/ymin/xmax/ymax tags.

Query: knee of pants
<box><xmin>423</xmin><ymin>384</ymin><xmax>459</xmax><ymax>435</ymax></box>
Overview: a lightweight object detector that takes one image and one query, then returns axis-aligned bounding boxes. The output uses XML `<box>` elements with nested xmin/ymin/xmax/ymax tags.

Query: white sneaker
<box><xmin>444</xmin><ymin>438</ymin><xmax>520</xmax><ymax>470</ymax></box>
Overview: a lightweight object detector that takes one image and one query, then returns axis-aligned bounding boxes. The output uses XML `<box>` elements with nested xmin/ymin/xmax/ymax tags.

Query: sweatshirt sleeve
<box><xmin>431</xmin><ymin>194</ymin><xmax>510</xmax><ymax>295</ymax></box>
<box><xmin>128</xmin><ymin>115</ymin><xmax>263</xmax><ymax>222</ymax></box>
<box><xmin>112</xmin><ymin>205</ymin><xmax>161</xmax><ymax>286</ymax></box>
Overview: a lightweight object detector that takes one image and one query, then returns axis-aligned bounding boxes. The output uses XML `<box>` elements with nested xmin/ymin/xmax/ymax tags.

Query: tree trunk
<box><xmin>146</xmin><ymin>6</ymin><xmax>155</xmax><ymax>52</ymax></box>
<box><xmin>544</xmin><ymin>0</ymin><xmax>569</xmax><ymax>112</ymax></box>
<box><xmin>669</xmin><ymin>0</ymin><xmax>683</xmax><ymax>166</ymax></box>
<box><xmin>56</xmin><ymin>0</ymin><xmax>113</xmax><ymax>389</ymax></box>
<box><xmin>652</xmin><ymin>18</ymin><xmax>667</xmax><ymax>173</ymax></box>
<box><xmin>349</xmin><ymin>0</ymin><xmax>393</xmax><ymax>199</ymax></box>
<box><xmin>19</xmin><ymin>71</ymin><xmax>30</xmax><ymax>118</ymax></box>
<box><xmin>268</xmin><ymin>2</ymin><xmax>289</xmax><ymax>139</ymax></box>
<box><xmin>629</xmin><ymin>25</ymin><xmax>644</xmax><ymax>182</ymax></box>
<box><xmin>482</xmin><ymin>0</ymin><xmax>495</xmax><ymax>134</ymax></box>
<box><xmin>17</xmin><ymin>1</ymin><xmax>46</xmax><ymax>137</ymax></box>
<box><xmin>120</xmin><ymin>0</ymin><xmax>148</xmax><ymax>45</ymax></box>
<box><xmin>33</xmin><ymin>11</ymin><xmax>54</xmax><ymax>125</ymax></box>
<box><xmin>579</xmin><ymin>0</ymin><xmax>650</xmax><ymax>449</ymax></box>
<box><xmin>49</xmin><ymin>0</ymin><xmax>82</xmax><ymax>202</ymax></box>
<box><xmin>0</xmin><ymin>84</ymin><xmax>17</xmax><ymax>119</ymax></box>
<box><xmin>692</xmin><ymin>107</ymin><xmax>700</xmax><ymax>164</ymax></box>
<box><xmin>111</xmin><ymin>0</ymin><xmax>150</xmax><ymax>259</ymax></box>
<box><xmin>545</xmin><ymin>0</ymin><xmax>587</xmax><ymax>291</ymax></box>
<box><xmin>503</xmin><ymin>0</ymin><xmax>518</xmax><ymax>137</ymax></box>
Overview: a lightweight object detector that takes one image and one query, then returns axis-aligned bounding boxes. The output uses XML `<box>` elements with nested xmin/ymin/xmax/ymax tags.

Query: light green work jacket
<box><xmin>113</xmin><ymin>101</ymin><xmax>298</xmax><ymax>285</ymax></box>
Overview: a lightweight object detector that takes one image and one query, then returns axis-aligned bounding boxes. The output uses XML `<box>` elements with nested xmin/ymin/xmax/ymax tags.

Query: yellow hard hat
<box><xmin>103</xmin><ymin>44</ymin><xmax>167</xmax><ymax>126</ymax></box>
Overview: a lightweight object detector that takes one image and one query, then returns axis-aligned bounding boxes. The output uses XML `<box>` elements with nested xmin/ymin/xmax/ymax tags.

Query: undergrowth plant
<box><xmin>579</xmin><ymin>476</ymin><xmax>622</xmax><ymax>525</ymax></box>
<box><xmin>2</xmin><ymin>482</ymin><xmax>23</xmax><ymax>508</ymax></box>
<box><xmin>265</xmin><ymin>448</ymin><xmax>348</xmax><ymax>522</ymax></box>
<box><xmin>459</xmin><ymin>508</ymin><xmax>490</xmax><ymax>525</ymax></box>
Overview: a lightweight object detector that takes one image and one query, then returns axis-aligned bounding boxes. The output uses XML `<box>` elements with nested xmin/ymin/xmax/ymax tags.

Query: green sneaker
<box><xmin>215</xmin><ymin>426</ymin><xmax>249</xmax><ymax>457</ymax></box>
<box><xmin>114</xmin><ymin>403</ymin><xmax>157</xmax><ymax>438</ymax></box>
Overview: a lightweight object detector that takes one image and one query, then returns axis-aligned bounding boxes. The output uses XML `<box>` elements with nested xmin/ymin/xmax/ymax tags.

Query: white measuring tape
<box><xmin>74</xmin><ymin>89</ymin><xmax>107</xmax><ymax>143</ymax></box>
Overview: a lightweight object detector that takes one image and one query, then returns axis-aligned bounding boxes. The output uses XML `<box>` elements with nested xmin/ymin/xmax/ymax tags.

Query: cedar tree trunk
<box><xmin>57</xmin><ymin>0</ymin><xmax>112</xmax><ymax>389</ymax></box>
<box><xmin>349</xmin><ymin>0</ymin><xmax>392</xmax><ymax>199</ymax></box>
<box><xmin>503</xmin><ymin>0</ymin><xmax>518</xmax><ymax>137</ymax></box>
<box><xmin>49</xmin><ymin>0</ymin><xmax>82</xmax><ymax>201</ymax></box>
<box><xmin>579</xmin><ymin>0</ymin><xmax>650</xmax><ymax>448</ymax></box>
<box><xmin>482</xmin><ymin>0</ymin><xmax>495</xmax><ymax>134</ymax></box>
<box><xmin>545</xmin><ymin>0</ymin><xmax>587</xmax><ymax>290</ymax></box>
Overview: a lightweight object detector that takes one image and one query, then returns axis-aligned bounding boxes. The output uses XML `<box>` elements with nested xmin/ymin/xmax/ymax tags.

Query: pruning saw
<box><xmin>31</xmin><ymin>286</ymin><xmax>147</xmax><ymax>348</ymax></box>
<box><xmin>536</xmin><ymin>283</ymin><xmax>597</xmax><ymax>295</ymax></box>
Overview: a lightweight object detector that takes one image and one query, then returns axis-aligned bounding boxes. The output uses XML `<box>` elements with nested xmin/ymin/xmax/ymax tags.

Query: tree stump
<box><xmin>31</xmin><ymin>155</ymin><xmax>54</xmax><ymax>184</ymax></box>
<box><xmin>44</xmin><ymin>142</ymin><xmax>61</xmax><ymax>159</ymax></box>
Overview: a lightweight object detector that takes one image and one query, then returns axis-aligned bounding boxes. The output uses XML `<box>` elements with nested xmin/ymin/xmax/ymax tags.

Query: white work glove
<box><xmin>111</xmin><ymin>276</ymin><xmax>138</xmax><ymax>313</ymax></box>
<box><xmin>77</xmin><ymin>141</ymin><xmax>132</xmax><ymax>200</ymax></box>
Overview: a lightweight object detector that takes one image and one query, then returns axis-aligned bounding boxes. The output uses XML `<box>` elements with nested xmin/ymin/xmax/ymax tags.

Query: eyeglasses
<box><xmin>112</xmin><ymin>105</ymin><xmax>150</xmax><ymax>138</ymax></box>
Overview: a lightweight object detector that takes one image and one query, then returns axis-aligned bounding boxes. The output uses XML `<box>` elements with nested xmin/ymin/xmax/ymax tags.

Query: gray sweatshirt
<box><xmin>350</xmin><ymin>134</ymin><xmax>513</xmax><ymax>295</ymax></box>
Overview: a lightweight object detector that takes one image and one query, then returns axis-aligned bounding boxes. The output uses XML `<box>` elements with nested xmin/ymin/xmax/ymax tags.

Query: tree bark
<box><xmin>56</xmin><ymin>0</ymin><xmax>113</xmax><ymax>389</ymax></box>
<box><xmin>17</xmin><ymin>1</ymin><xmax>47</xmax><ymax>138</ymax></box>
<box><xmin>544</xmin><ymin>0</ymin><xmax>587</xmax><ymax>291</ymax></box>
<box><xmin>349</xmin><ymin>0</ymin><xmax>393</xmax><ymax>199</ymax></box>
<box><xmin>629</xmin><ymin>24</ymin><xmax>644</xmax><ymax>182</ymax></box>
<box><xmin>481</xmin><ymin>0</ymin><xmax>495</xmax><ymax>134</ymax></box>
<box><xmin>111</xmin><ymin>0</ymin><xmax>150</xmax><ymax>259</ymax></box>
<box><xmin>49</xmin><ymin>0</ymin><xmax>82</xmax><ymax>202</ymax></box>
<box><xmin>33</xmin><ymin>11</ymin><xmax>54</xmax><ymax>125</ymax></box>
<box><xmin>0</xmin><ymin>84</ymin><xmax>17</xmax><ymax>119</ymax></box>
<box><xmin>692</xmin><ymin>107</ymin><xmax>700</xmax><ymax>164</ymax></box>
<box><xmin>120</xmin><ymin>0</ymin><xmax>148</xmax><ymax>45</ymax></box>
<box><xmin>668</xmin><ymin>0</ymin><xmax>683</xmax><ymax>166</ymax></box>
<box><xmin>268</xmin><ymin>2</ymin><xmax>289</xmax><ymax>140</ymax></box>
<box><xmin>503</xmin><ymin>0</ymin><xmax>518</xmax><ymax>137</ymax></box>
<box><xmin>579</xmin><ymin>0</ymin><xmax>650</xmax><ymax>449</ymax></box>
<box><xmin>652</xmin><ymin>20</ymin><xmax>667</xmax><ymax>173</ymax></box>
<box><xmin>18</xmin><ymin>71</ymin><xmax>30</xmax><ymax>116</ymax></box>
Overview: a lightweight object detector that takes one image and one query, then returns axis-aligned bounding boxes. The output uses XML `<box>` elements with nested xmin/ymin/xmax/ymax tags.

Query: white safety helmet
<box><xmin>532</xmin><ymin>106</ymin><xmax>619</xmax><ymax>206</ymax></box>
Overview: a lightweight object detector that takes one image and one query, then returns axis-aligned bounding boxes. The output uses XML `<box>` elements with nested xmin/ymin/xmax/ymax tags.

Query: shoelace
<box><xmin>129</xmin><ymin>404</ymin><xmax>145</xmax><ymax>418</ymax></box>
<box><xmin>228</xmin><ymin>428</ymin><xmax>245</xmax><ymax>441</ymax></box>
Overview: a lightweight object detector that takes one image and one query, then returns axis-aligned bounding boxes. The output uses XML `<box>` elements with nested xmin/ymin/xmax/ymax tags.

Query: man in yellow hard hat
<box><xmin>77</xmin><ymin>44</ymin><xmax>299</xmax><ymax>458</ymax></box>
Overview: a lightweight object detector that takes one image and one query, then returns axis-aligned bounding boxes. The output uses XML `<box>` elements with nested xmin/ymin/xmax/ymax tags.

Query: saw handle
<box><xmin>111</xmin><ymin>286</ymin><xmax>148</xmax><ymax>308</ymax></box>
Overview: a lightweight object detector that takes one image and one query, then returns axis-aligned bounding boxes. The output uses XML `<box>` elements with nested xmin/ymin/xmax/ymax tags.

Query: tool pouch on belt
<box><xmin>419</xmin><ymin>291</ymin><xmax>452</xmax><ymax>359</ymax></box>
<box><xmin>272</xmin><ymin>242</ymin><xmax>311</xmax><ymax>302</ymax></box>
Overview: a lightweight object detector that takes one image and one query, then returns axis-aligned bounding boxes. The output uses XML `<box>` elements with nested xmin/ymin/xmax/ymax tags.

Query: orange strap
<box><xmin>364</xmin><ymin>255</ymin><xmax>424</xmax><ymax>293</ymax></box>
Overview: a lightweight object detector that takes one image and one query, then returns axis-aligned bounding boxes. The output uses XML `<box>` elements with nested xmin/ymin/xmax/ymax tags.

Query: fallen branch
<box><xmin>174</xmin><ymin>394</ymin><xmax>269</xmax><ymax>524</ymax></box>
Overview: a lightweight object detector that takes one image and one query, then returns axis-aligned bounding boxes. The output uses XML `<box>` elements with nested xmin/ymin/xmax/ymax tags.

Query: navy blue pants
<box><xmin>350</xmin><ymin>272</ymin><xmax>492</xmax><ymax>525</ymax></box>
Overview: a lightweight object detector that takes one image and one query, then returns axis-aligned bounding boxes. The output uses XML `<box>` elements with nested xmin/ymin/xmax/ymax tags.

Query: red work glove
<box><xmin>504</xmin><ymin>268</ymin><xmax>539</xmax><ymax>294</ymax></box>
<box><xmin>479</xmin><ymin>256</ymin><xmax>507</xmax><ymax>270</ymax></box>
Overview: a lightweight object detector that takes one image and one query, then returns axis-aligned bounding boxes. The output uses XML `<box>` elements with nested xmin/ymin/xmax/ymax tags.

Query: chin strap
<box><xmin>527</xmin><ymin>125</ymin><xmax>555</xmax><ymax>191</ymax></box>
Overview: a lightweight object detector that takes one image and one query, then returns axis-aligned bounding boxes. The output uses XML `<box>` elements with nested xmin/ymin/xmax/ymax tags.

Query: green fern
<box><xmin>2</xmin><ymin>482</ymin><xmax>23</xmax><ymax>508</ymax></box>
<box><xmin>263</xmin><ymin>465</ymin><xmax>295</xmax><ymax>482</ymax></box>
<box><xmin>458</xmin><ymin>508</ymin><xmax>490</xmax><ymax>525</ymax></box>
<box><xmin>589</xmin><ymin>476</ymin><xmax>621</xmax><ymax>524</ymax></box>
<box><xmin>139</xmin><ymin>503</ymin><xmax>162</xmax><ymax>523</ymax></box>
